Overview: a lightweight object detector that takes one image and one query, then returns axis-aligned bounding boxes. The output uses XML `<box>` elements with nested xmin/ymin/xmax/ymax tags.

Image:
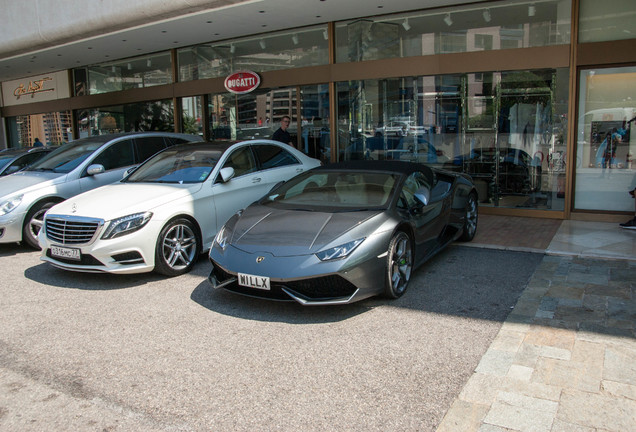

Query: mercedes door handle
<box><xmin>252</xmin><ymin>177</ymin><xmax>262</xmax><ymax>183</ymax></box>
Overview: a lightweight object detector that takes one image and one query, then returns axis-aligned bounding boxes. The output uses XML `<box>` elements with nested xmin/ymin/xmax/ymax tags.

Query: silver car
<box><xmin>0</xmin><ymin>147</ymin><xmax>54</xmax><ymax>176</ymax></box>
<box><xmin>208</xmin><ymin>160</ymin><xmax>478</xmax><ymax>305</ymax></box>
<box><xmin>0</xmin><ymin>132</ymin><xmax>202</xmax><ymax>248</ymax></box>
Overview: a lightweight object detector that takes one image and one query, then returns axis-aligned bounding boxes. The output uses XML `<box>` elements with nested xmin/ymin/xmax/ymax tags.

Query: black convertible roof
<box><xmin>318</xmin><ymin>160</ymin><xmax>433</xmax><ymax>176</ymax></box>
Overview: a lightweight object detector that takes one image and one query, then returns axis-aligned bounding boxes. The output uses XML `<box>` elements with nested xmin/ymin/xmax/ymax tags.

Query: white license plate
<box><xmin>51</xmin><ymin>245</ymin><xmax>81</xmax><ymax>261</ymax></box>
<box><xmin>238</xmin><ymin>273</ymin><xmax>270</xmax><ymax>290</ymax></box>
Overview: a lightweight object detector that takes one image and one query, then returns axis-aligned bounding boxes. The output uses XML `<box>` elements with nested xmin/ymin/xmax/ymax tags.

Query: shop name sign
<box><xmin>2</xmin><ymin>71</ymin><xmax>69</xmax><ymax>107</ymax></box>
<box><xmin>13</xmin><ymin>77</ymin><xmax>54</xmax><ymax>100</ymax></box>
<box><xmin>224</xmin><ymin>71</ymin><xmax>260</xmax><ymax>94</ymax></box>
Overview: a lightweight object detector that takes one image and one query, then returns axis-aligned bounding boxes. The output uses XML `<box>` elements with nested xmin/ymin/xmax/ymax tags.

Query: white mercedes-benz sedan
<box><xmin>0</xmin><ymin>132</ymin><xmax>202</xmax><ymax>248</ymax></box>
<box><xmin>38</xmin><ymin>140</ymin><xmax>321</xmax><ymax>276</ymax></box>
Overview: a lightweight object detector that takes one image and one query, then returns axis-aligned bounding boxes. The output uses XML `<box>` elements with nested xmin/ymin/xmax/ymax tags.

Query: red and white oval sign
<box><xmin>224</xmin><ymin>71</ymin><xmax>261</xmax><ymax>94</ymax></box>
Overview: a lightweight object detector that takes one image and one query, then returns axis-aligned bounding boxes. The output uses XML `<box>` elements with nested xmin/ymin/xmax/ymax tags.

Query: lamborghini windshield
<box><xmin>264</xmin><ymin>170</ymin><xmax>398</xmax><ymax>210</ymax></box>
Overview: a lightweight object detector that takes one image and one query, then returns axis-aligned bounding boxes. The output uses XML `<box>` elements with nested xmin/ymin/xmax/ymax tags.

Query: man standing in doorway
<box><xmin>272</xmin><ymin>116</ymin><xmax>293</xmax><ymax>146</ymax></box>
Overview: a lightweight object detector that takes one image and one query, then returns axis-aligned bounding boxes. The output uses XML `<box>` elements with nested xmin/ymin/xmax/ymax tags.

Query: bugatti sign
<box><xmin>224</xmin><ymin>71</ymin><xmax>261</xmax><ymax>94</ymax></box>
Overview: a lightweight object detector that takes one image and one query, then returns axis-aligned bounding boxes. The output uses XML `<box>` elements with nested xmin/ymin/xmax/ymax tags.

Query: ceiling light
<box><xmin>323</xmin><ymin>29</ymin><xmax>328</xmax><ymax>40</ymax></box>
<box><xmin>127</xmin><ymin>63</ymin><xmax>132</xmax><ymax>70</ymax></box>
<box><xmin>146</xmin><ymin>59</ymin><xmax>152</xmax><ymax>67</ymax></box>
<box><xmin>292</xmin><ymin>34</ymin><xmax>299</xmax><ymax>45</ymax></box>
<box><xmin>482</xmin><ymin>9</ymin><xmax>491</xmax><ymax>22</ymax></box>
<box><xmin>402</xmin><ymin>18</ymin><xmax>411</xmax><ymax>31</ymax></box>
<box><xmin>444</xmin><ymin>13</ymin><xmax>453</xmax><ymax>26</ymax></box>
<box><xmin>528</xmin><ymin>5</ymin><xmax>536</xmax><ymax>17</ymax></box>
<box><xmin>230</xmin><ymin>44</ymin><xmax>236</xmax><ymax>54</ymax></box>
<box><xmin>259</xmin><ymin>39</ymin><xmax>266</xmax><ymax>49</ymax></box>
<box><xmin>111</xmin><ymin>66</ymin><xmax>116</xmax><ymax>73</ymax></box>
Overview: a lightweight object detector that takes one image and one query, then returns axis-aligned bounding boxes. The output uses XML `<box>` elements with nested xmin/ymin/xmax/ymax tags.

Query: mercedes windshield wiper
<box><xmin>26</xmin><ymin>167</ymin><xmax>55</xmax><ymax>172</ymax></box>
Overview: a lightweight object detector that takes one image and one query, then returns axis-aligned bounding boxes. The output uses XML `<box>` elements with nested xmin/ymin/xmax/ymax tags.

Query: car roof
<box><xmin>0</xmin><ymin>147</ymin><xmax>51</xmax><ymax>156</ymax></box>
<box><xmin>165</xmin><ymin>140</ymin><xmax>241</xmax><ymax>153</ymax></box>
<box><xmin>164</xmin><ymin>139</ymin><xmax>302</xmax><ymax>153</ymax></box>
<box><xmin>0</xmin><ymin>133</ymin><xmax>200</xmax><ymax>154</ymax></box>
<box><xmin>318</xmin><ymin>160</ymin><xmax>432</xmax><ymax>176</ymax></box>
<box><xmin>68</xmin><ymin>131</ymin><xmax>201</xmax><ymax>145</ymax></box>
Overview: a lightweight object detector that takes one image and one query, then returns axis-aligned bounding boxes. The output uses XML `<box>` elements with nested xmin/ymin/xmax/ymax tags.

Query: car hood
<box><xmin>0</xmin><ymin>171</ymin><xmax>65</xmax><ymax>198</ymax></box>
<box><xmin>230</xmin><ymin>205</ymin><xmax>384</xmax><ymax>256</ymax></box>
<box><xmin>50</xmin><ymin>182</ymin><xmax>202</xmax><ymax>221</ymax></box>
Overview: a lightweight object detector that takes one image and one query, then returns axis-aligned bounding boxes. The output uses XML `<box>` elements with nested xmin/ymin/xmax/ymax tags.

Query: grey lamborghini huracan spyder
<box><xmin>208</xmin><ymin>160</ymin><xmax>478</xmax><ymax>305</ymax></box>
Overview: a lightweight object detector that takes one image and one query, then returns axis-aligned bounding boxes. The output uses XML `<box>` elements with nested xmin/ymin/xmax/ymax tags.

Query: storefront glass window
<box><xmin>335</xmin><ymin>0</ymin><xmax>570</xmax><ymax>62</ymax></box>
<box><xmin>300</xmin><ymin>84</ymin><xmax>330</xmax><ymax>162</ymax></box>
<box><xmin>575</xmin><ymin>67</ymin><xmax>636</xmax><ymax>212</ymax></box>
<box><xmin>579</xmin><ymin>0</ymin><xmax>636</xmax><ymax>43</ymax></box>
<box><xmin>192</xmin><ymin>86</ymin><xmax>327</xmax><ymax>158</ymax></box>
<box><xmin>336</xmin><ymin>68</ymin><xmax>568</xmax><ymax>210</ymax></box>
<box><xmin>74</xmin><ymin>52</ymin><xmax>172</xmax><ymax>96</ymax></box>
<box><xmin>5</xmin><ymin>111</ymin><xmax>72</xmax><ymax>148</ymax></box>
<box><xmin>181</xmin><ymin>96</ymin><xmax>204</xmax><ymax>137</ymax></box>
<box><xmin>178</xmin><ymin>25</ymin><xmax>329</xmax><ymax>81</ymax></box>
<box><xmin>75</xmin><ymin>99</ymin><xmax>175</xmax><ymax>138</ymax></box>
<box><xmin>207</xmin><ymin>88</ymin><xmax>297</xmax><ymax>143</ymax></box>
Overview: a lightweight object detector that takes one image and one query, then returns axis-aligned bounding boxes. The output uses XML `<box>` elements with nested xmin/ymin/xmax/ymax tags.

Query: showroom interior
<box><xmin>1</xmin><ymin>0</ymin><xmax>635</xmax><ymax>221</ymax></box>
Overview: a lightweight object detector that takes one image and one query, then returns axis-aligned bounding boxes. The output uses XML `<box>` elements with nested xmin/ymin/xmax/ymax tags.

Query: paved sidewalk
<box><xmin>438</xmin><ymin>219</ymin><xmax>636</xmax><ymax>432</ymax></box>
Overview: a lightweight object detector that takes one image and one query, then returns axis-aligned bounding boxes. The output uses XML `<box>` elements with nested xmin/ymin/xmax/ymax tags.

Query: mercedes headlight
<box><xmin>101</xmin><ymin>212</ymin><xmax>152</xmax><ymax>239</ymax></box>
<box><xmin>315</xmin><ymin>238</ymin><xmax>365</xmax><ymax>261</ymax></box>
<box><xmin>0</xmin><ymin>195</ymin><xmax>23</xmax><ymax>216</ymax></box>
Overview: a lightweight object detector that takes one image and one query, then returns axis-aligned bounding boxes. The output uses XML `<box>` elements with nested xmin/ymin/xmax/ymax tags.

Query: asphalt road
<box><xmin>0</xmin><ymin>243</ymin><xmax>543</xmax><ymax>431</ymax></box>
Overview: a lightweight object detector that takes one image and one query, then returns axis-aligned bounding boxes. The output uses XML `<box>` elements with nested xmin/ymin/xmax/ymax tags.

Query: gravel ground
<box><xmin>0</xmin><ymin>243</ymin><xmax>543</xmax><ymax>431</ymax></box>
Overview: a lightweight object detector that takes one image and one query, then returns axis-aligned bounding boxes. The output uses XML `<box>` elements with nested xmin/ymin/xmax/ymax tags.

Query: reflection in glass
<box><xmin>182</xmin><ymin>97</ymin><xmax>203</xmax><ymax>137</ymax></box>
<box><xmin>575</xmin><ymin>67</ymin><xmax>636</xmax><ymax>212</ymax></box>
<box><xmin>6</xmin><ymin>112</ymin><xmax>72</xmax><ymax>148</ymax></box>
<box><xmin>77</xmin><ymin>52</ymin><xmax>172</xmax><ymax>96</ymax></box>
<box><xmin>300</xmin><ymin>85</ymin><xmax>330</xmax><ymax>162</ymax></box>
<box><xmin>579</xmin><ymin>0</ymin><xmax>636</xmax><ymax>43</ymax></box>
<box><xmin>75</xmin><ymin>100</ymin><xmax>175</xmax><ymax>138</ymax></box>
<box><xmin>126</xmin><ymin>147</ymin><xmax>222</xmax><ymax>184</ymax></box>
<box><xmin>336</xmin><ymin>0</ymin><xmax>570</xmax><ymax>63</ymax></box>
<box><xmin>336</xmin><ymin>68</ymin><xmax>568</xmax><ymax>211</ymax></box>
<box><xmin>25</xmin><ymin>139</ymin><xmax>106</xmax><ymax>174</ymax></box>
<box><xmin>179</xmin><ymin>26</ymin><xmax>328</xmax><ymax>81</ymax></box>
<box><xmin>206</xmin><ymin>89</ymin><xmax>297</xmax><ymax>144</ymax></box>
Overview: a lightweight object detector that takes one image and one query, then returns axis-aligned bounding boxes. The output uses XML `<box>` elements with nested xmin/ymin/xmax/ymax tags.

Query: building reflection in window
<box><xmin>336</xmin><ymin>68</ymin><xmax>568</xmax><ymax>211</ymax></box>
<box><xmin>75</xmin><ymin>99</ymin><xmax>175</xmax><ymax>138</ymax></box>
<box><xmin>336</xmin><ymin>0</ymin><xmax>570</xmax><ymax>63</ymax></box>
<box><xmin>6</xmin><ymin>112</ymin><xmax>72</xmax><ymax>148</ymax></box>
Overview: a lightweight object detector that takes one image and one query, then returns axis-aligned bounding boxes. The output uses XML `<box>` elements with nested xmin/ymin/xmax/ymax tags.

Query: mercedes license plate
<box><xmin>238</xmin><ymin>273</ymin><xmax>270</xmax><ymax>290</ymax></box>
<box><xmin>51</xmin><ymin>245</ymin><xmax>81</xmax><ymax>261</ymax></box>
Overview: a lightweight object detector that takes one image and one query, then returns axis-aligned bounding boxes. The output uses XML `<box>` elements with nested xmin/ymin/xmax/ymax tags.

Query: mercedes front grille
<box><xmin>45</xmin><ymin>215</ymin><xmax>104</xmax><ymax>245</ymax></box>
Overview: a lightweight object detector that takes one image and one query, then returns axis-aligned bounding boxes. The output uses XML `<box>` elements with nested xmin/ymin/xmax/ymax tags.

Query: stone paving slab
<box><xmin>437</xmin><ymin>256</ymin><xmax>636</xmax><ymax>432</ymax></box>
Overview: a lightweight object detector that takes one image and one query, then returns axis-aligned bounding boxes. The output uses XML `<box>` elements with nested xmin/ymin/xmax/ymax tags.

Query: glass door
<box><xmin>497</xmin><ymin>70</ymin><xmax>556</xmax><ymax>209</ymax></box>
<box><xmin>300</xmin><ymin>84</ymin><xmax>330</xmax><ymax>162</ymax></box>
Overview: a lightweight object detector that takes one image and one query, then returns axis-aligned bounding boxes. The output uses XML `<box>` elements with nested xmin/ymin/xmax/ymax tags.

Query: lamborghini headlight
<box><xmin>315</xmin><ymin>238</ymin><xmax>365</xmax><ymax>261</ymax></box>
<box><xmin>214</xmin><ymin>225</ymin><xmax>231</xmax><ymax>250</ymax></box>
<box><xmin>101</xmin><ymin>212</ymin><xmax>152</xmax><ymax>239</ymax></box>
<box><xmin>0</xmin><ymin>195</ymin><xmax>23</xmax><ymax>216</ymax></box>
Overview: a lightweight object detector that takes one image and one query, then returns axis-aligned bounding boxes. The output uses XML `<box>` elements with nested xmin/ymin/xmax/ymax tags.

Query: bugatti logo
<box><xmin>224</xmin><ymin>71</ymin><xmax>261</xmax><ymax>94</ymax></box>
<box><xmin>256</xmin><ymin>256</ymin><xmax>265</xmax><ymax>263</ymax></box>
